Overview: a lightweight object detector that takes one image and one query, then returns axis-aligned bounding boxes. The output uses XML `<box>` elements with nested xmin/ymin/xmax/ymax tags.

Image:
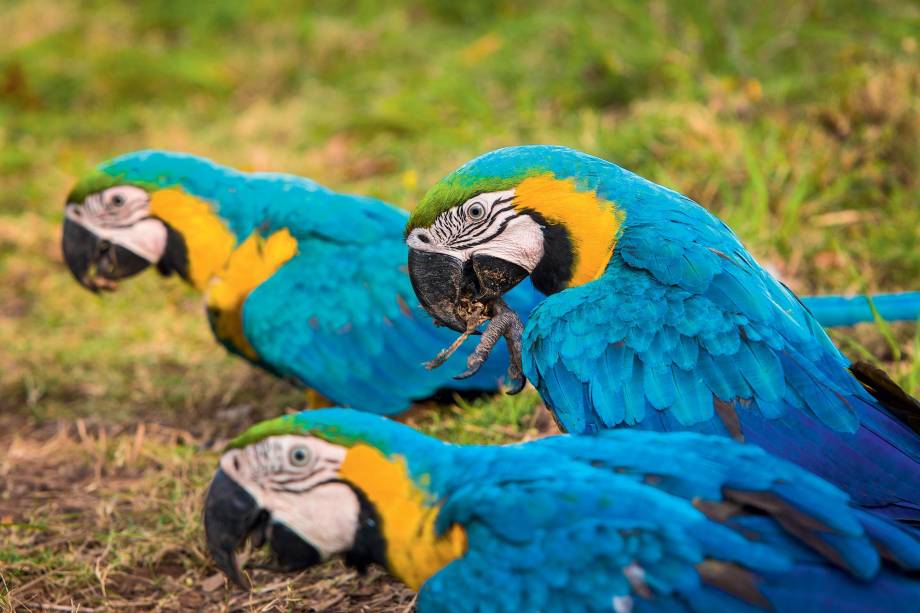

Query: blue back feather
<box><xmin>100</xmin><ymin>151</ymin><xmax>546</xmax><ymax>413</ymax></box>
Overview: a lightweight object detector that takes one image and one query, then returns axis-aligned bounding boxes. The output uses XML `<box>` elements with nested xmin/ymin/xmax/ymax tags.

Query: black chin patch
<box><xmin>268</xmin><ymin>522</ymin><xmax>322</xmax><ymax>572</ymax></box>
<box><xmin>156</xmin><ymin>222</ymin><xmax>190</xmax><ymax>280</ymax></box>
<box><xmin>521</xmin><ymin>210</ymin><xmax>574</xmax><ymax>295</ymax></box>
<box><xmin>343</xmin><ymin>486</ymin><xmax>387</xmax><ymax>574</ymax></box>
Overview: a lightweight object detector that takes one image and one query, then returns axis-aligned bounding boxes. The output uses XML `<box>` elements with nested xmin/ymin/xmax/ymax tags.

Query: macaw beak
<box><xmin>408</xmin><ymin>248</ymin><xmax>529</xmax><ymax>331</ymax></box>
<box><xmin>61</xmin><ymin>217</ymin><xmax>151</xmax><ymax>292</ymax></box>
<box><xmin>204</xmin><ymin>469</ymin><xmax>321</xmax><ymax>590</ymax></box>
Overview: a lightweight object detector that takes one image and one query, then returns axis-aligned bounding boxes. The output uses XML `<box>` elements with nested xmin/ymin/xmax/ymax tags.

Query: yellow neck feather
<box><xmin>340</xmin><ymin>444</ymin><xmax>467</xmax><ymax>590</ymax></box>
<box><xmin>149</xmin><ymin>189</ymin><xmax>299</xmax><ymax>359</ymax></box>
<box><xmin>205</xmin><ymin>228</ymin><xmax>299</xmax><ymax>359</ymax></box>
<box><xmin>514</xmin><ymin>174</ymin><xmax>624</xmax><ymax>287</ymax></box>
<box><xmin>149</xmin><ymin>189</ymin><xmax>236</xmax><ymax>290</ymax></box>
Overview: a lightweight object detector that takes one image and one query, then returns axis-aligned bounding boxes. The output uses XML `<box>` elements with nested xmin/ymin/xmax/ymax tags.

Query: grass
<box><xmin>1</xmin><ymin>0</ymin><xmax>919</xmax><ymax>610</ymax></box>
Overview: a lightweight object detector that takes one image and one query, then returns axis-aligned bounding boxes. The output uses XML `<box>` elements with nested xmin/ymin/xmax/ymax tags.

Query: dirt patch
<box><xmin>0</xmin><ymin>419</ymin><xmax>414</xmax><ymax>612</ymax></box>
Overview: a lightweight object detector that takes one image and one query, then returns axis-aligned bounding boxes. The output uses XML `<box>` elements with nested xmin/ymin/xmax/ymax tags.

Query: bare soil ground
<box><xmin>1</xmin><ymin>411</ymin><xmax>417</xmax><ymax>612</ymax></box>
<box><xmin>1</xmin><ymin>388</ymin><xmax>551</xmax><ymax>612</ymax></box>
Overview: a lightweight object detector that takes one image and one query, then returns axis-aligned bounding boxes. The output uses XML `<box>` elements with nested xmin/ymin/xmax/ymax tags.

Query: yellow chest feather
<box><xmin>205</xmin><ymin>229</ymin><xmax>298</xmax><ymax>359</ymax></box>
<box><xmin>340</xmin><ymin>444</ymin><xmax>467</xmax><ymax>590</ymax></box>
<box><xmin>515</xmin><ymin>174</ymin><xmax>624</xmax><ymax>287</ymax></box>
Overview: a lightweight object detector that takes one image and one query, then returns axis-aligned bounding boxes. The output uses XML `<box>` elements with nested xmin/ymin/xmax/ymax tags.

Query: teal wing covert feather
<box><xmin>418</xmin><ymin>430</ymin><xmax>920</xmax><ymax>612</ymax></box>
<box><xmin>240</xmin><ymin>237</ymin><xmax>478</xmax><ymax>412</ymax></box>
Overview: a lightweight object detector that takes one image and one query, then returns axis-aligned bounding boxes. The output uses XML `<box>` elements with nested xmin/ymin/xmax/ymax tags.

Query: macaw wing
<box><xmin>531</xmin><ymin>430</ymin><xmax>920</xmax><ymax>577</ymax></box>
<box><xmin>421</xmin><ymin>460</ymin><xmax>752</xmax><ymax>612</ymax></box>
<box><xmin>241</xmin><ymin>239</ymin><xmax>516</xmax><ymax>414</ymax></box>
<box><xmin>421</xmin><ymin>450</ymin><xmax>920</xmax><ymax>612</ymax></box>
<box><xmin>523</xmin><ymin>220</ymin><xmax>920</xmax><ymax>513</ymax></box>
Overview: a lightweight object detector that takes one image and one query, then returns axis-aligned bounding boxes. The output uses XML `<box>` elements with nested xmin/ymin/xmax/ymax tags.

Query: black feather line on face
<box><xmin>519</xmin><ymin>209</ymin><xmax>574</xmax><ymax>295</ymax></box>
<box><xmin>450</xmin><ymin>214</ymin><xmax>516</xmax><ymax>250</ymax></box>
<box><xmin>156</xmin><ymin>222</ymin><xmax>190</xmax><ymax>281</ymax></box>
<box><xmin>342</xmin><ymin>484</ymin><xmax>388</xmax><ymax>574</ymax></box>
<box><xmin>462</xmin><ymin>202</ymin><xmax>515</xmax><ymax>238</ymax></box>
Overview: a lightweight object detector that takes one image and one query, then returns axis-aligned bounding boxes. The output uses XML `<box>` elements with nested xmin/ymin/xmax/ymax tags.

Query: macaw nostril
<box><xmin>417</xmin><ymin>233</ymin><xmax>430</xmax><ymax>244</ymax></box>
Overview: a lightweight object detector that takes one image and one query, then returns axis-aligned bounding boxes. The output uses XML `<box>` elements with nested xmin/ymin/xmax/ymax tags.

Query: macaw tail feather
<box><xmin>850</xmin><ymin>361</ymin><xmax>920</xmax><ymax>435</ymax></box>
<box><xmin>801</xmin><ymin>291</ymin><xmax>920</xmax><ymax>327</ymax></box>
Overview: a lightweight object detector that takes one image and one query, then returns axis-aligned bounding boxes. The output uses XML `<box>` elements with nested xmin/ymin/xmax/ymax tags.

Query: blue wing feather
<box><xmin>522</xmin><ymin>190</ymin><xmax>920</xmax><ymax>518</ymax></box>
<box><xmin>415</xmin><ymin>428</ymin><xmax>920</xmax><ymax>612</ymax></box>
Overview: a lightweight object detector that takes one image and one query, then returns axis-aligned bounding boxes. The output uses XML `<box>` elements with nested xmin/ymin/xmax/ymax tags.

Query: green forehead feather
<box><xmin>66</xmin><ymin>169</ymin><xmax>159</xmax><ymax>204</ymax></box>
<box><xmin>405</xmin><ymin>170</ymin><xmax>537</xmax><ymax>235</ymax></box>
<box><xmin>226</xmin><ymin>412</ymin><xmax>376</xmax><ymax>451</ymax></box>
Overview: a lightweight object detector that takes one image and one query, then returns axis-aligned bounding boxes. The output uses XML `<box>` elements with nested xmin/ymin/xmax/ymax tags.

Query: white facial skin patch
<box><xmin>66</xmin><ymin>185</ymin><xmax>168</xmax><ymax>263</ymax></box>
<box><xmin>219</xmin><ymin>435</ymin><xmax>360</xmax><ymax>559</ymax></box>
<box><xmin>406</xmin><ymin>189</ymin><xmax>545</xmax><ymax>273</ymax></box>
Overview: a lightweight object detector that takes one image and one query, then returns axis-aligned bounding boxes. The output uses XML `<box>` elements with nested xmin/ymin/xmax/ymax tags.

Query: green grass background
<box><xmin>1</xmin><ymin>0</ymin><xmax>919</xmax><ymax>609</ymax></box>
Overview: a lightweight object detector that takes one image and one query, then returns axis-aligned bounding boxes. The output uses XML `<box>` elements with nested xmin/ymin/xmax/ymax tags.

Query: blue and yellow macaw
<box><xmin>404</xmin><ymin>146</ymin><xmax>920</xmax><ymax>520</ymax></box>
<box><xmin>60</xmin><ymin>150</ymin><xmax>918</xmax><ymax>414</ymax></box>
<box><xmin>204</xmin><ymin>409</ymin><xmax>920</xmax><ymax>611</ymax></box>
<box><xmin>60</xmin><ymin>150</ymin><xmax>546</xmax><ymax>414</ymax></box>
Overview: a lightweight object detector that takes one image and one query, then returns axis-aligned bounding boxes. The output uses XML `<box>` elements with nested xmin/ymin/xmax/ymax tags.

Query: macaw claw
<box><xmin>452</xmin><ymin>299</ymin><xmax>525</xmax><ymax>395</ymax></box>
<box><xmin>424</xmin><ymin>303</ymin><xmax>487</xmax><ymax>370</ymax></box>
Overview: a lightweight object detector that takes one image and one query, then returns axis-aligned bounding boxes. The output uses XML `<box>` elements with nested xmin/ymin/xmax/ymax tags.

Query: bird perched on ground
<box><xmin>60</xmin><ymin>150</ymin><xmax>546</xmax><ymax>414</ymax></box>
<box><xmin>404</xmin><ymin>145</ymin><xmax>920</xmax><ymax>520</ymax></box>
<box><xmin>61</xmin><ymin>151</ymin><xmax>917</xmax><ymax>416</ymax></box>
<box><xmin>205</xmin><ymin>409</ymin><xmax>920</xmax><ymax>611</ymax></box>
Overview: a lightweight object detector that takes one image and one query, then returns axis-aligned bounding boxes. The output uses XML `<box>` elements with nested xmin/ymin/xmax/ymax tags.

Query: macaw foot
<box><xmin>424</xmin><ymin>303</ymin><xmax>487</xmax><ymax>370</ymax></box>
<box><xmin>304</xmin><ymin>389</ymin><xmax>332</xmax><ymax>409</ymax></box>
<box><xmin>454</xmin><ymin>298</ymin><xmax>525</xmax><ymax>395</ymax></box>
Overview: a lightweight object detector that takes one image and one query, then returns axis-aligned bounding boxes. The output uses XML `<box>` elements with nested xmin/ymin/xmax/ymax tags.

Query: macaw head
<box><xmin>62</xmin><ymin>154</ymin><xmax>200</xmax><ymax>292</ymax></box>
<box><xmin>62</xmin><ymin>149</ymin><xmax>254</xmax><ymax>293</ymax></box>
<box><xmin>405</xmin><ymin>145</ymin><xmax>625</xmax><ymax>331</ymax></box>
<box><xmin>204</xmin><ymin>409</ymin><xmax>466</xmax><ymax>590</ymax></box>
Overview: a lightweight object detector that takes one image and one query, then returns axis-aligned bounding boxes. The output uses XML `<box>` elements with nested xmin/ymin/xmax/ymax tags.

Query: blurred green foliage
<box><xmin>1</xmin><ymin>0</ymin><xmax>919</xmax><ymax>423</ymax></box>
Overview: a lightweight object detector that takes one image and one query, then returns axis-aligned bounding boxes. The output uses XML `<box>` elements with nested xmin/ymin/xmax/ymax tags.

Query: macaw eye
<box><xmin>468</xmin><ymin>203</ymin><xmax>486</xmax><ymax>220</ymax></box>
<box><xmin>110</xmin><ymin>194</ymin><xmax>125</xmax><ymax>207</ymax></box>
<box><xmin>288</xmin><ymin>446</ymin><xmax>312</xmax><ymax>467</ymax></box>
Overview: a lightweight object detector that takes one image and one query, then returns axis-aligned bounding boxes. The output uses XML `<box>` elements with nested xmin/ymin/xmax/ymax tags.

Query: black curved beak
<box><xmin>61</xmin><ymin>217</ymin><xmax>151</xmax><ymax>292</ymax></box>
<box><xmin>408</xmin><ymin>248</ymin><xmax>529</xmax><ymax>331</ymax></box>
<box><xmin>204</xmin><ymin>469</ymin><xmax>263</xmax><ymax>589</ymax></box>
<box><xmin>204</xmin><ymin>469</ymin><xmax>322</xmax><ymax>590</ymax></box>
<box><xmin>408</xmin><ymin>250</ymin><xmax>467</xmax><ymax>331</ymax></box>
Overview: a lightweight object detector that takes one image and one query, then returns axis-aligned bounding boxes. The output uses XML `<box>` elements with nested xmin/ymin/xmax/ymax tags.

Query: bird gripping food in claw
<box><xmin>424</xmin><ymin>297</ymin><xmax>525</xmax><ymax>395</ymax></box>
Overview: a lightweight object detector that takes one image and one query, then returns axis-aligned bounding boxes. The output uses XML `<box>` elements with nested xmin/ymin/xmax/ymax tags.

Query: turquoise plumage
<box><xmin>405</xmin><ymin>145</ymin><xmax>920</xmax><ymax>520</ymax></box>
<box><xmin>69</xmin><ymin>150</ymin><xmax>545</xmax><ymax>413</ymax></box>
<box><xmin>63</xmin><ymin>150</ymin><xmax>919</xmax><ymax>416</ymax></box>
<box><xmin>207</xmin><ymin>409</ymin><xmax>920</xmax><ymax>612</ymax></box>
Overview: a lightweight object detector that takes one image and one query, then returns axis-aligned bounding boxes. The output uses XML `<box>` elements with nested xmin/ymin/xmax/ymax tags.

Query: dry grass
<box><xmin>0</xmin><ymin>390</ymin><xmax>546</xmax><ymax>612</ymax></box>
<box><xmin>0</xmin><ymin>414</ymin><xmax>415</xmax><ymax>612</ymax></box>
